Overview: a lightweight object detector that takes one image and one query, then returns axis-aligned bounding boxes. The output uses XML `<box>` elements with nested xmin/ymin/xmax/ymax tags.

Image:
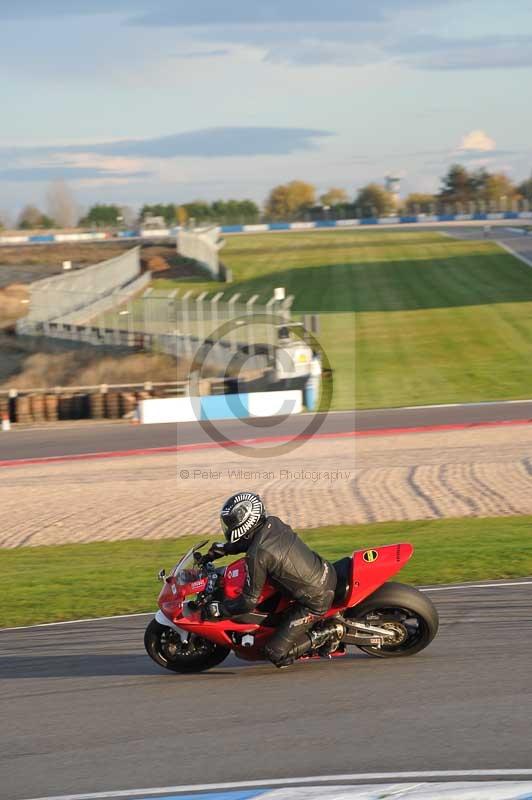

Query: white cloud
<box><xmin>51</xmin><ymin>152</ymin><xmax>148</xmax><ymax>174</ymax></box>
<box><xmin>459</xmin><ymin>130</ymin><xmax>496</xmax><ymax>152</ymax></box>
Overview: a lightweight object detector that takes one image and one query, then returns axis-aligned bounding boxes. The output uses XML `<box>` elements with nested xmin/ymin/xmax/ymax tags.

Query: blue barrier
<box><xmin>3</xmin><ymin>213</ymin><xmax>532</xmax><ymax>248</ymax></box>
<box><xmin>200</xmin><ymin>393</ymin><xmax>250</xmax><ymax>420</ymax></box>
<box><xmin>28</xmin><ymin>234</ymin><xmax>55</xmax><ymax>243</ymax></box>
<box><xmin>220</xmin><ymin>224</ymin><xmax>244</xmax><ymax>233</ymax></box>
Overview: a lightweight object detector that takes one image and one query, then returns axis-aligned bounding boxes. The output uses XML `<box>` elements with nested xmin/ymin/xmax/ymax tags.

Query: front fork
<box><xmin>155</xmin><ymin>610</ymin><xmax>188</xmax><ymax>641</ymax></box>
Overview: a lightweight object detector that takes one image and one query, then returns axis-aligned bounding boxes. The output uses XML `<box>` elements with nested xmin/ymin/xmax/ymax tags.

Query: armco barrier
<box><xmin>20</xmin><ymin>246</ymin><xmax>141</xmax><ymax>326</ymax></box>
<box><xmin>52</xmin><ymin>271</ymin><xmax>151</xmax><ymax>326</ymax></box>
<box><xmin>138</xmin><ymin>389</ymin><xmax>302</xmax><ymax>424</ymax></box>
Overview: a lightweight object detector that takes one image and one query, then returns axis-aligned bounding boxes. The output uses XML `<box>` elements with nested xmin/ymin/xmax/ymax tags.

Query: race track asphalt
<box><xmin>1</xmin><ymin>580</ymin><xmax>531</xmax><ymax>800</ymax></box>
<box><xmin>2</xmin><ymin>401</ymin><xmax>532</xmax><ymax>462</ymax></box>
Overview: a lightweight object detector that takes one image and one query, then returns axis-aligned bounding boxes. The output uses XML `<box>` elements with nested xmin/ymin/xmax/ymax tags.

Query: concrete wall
<box><xmin>138</xmin><ymin>389</ymin><xmax>302</xmax><ymax>424</ymax></box>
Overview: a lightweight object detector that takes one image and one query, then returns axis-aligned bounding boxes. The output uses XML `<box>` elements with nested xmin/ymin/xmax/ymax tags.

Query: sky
<box><xmin>1</xmin><ymin>0</ymin><xmax>532</xmax><ymax>217</ymax></box>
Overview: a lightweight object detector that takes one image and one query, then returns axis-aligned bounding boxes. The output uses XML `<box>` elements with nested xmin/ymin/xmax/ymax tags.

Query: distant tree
<box><xmin>179</xmin><ymin>201</ymin><xmax>211</xmax><ymax>225</ymax></box>
<box><xmin>439</xmin><ymin>164</ymin><xmax>474</xmax><ymax>205</ymax></box>
<box><xmin>79</xmin><ymin>204</ymin><xmax>122</xmax><ymax>227</ymax></box>
<box><xmin>355</xmin><ymin>183</ymin><xmax>395</xmax><ymax>217</ymax></box>
<box><xmin>210</xmin><ymin>199</ymin><xmax>260</xmax><ymax>224</ymax></box>
<box><xmin>0</xmin><ymin>210</ymin><xmax>13</xmax><ymax>230</ymax></box>
<box><xmin>517</xmin><ymin>174</ymin><xmax>532</xmax><ymax>205</ymax></box>
<box><xmin>472</xmin><ymin>170</ymin><xmax>518</xmax><ymax>206</ymax></box>
<box><xmin>176</xmin><ymin>205</ymin><xmax>188</xmax><ymax>226</ymax></box>
<box><xmin>265</xmin><ymin>180</ymin><xmax>316</xmax><ymax>220</ymax></box>
<box><xmin>236</xmin><ymin>199</ymin><xmax>260</xmax><ymax>224</ymax></box>
<box><xmin>320</xmin><ymin>187</ymin><xmax>349</xmax><ymax>207</ymax></box>
<box><xmin>403</xmin><ymin>193</ymin><xmax>437</xmax><ymax>214</ymax></box>
<box><xmin>140</xmin><ymin>203</ymin><xmax>177</xmax><ymax>227</ymax></box>
<box><xmin>17</xmin><ymin>205</ymin><xmax>54</xmax><ymax>229</ymax></box>
<box><xmin>46</xmin><ymin>180</ymin><xmax>77</xmax><ymax>228</ymax></box>
<box><xmin>41</xmin><ymin>214</ymin><xmax>55</xmax><ymax>229</ymax></box>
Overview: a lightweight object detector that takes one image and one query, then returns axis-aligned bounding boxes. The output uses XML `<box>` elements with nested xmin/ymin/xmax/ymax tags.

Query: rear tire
<box><xmin>144</xmin><ymin>619</ymin><xmax>230</xmax><ymax>673</ymax></box>
<box><xmin>346</xmin><ymin>582</ymin><xmax>439</xmax><ymax>658</ymax></box>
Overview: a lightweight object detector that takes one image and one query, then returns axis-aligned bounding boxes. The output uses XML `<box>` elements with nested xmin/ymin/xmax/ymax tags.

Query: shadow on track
<box><xmin>0</xmin><ymin>650</ymin><xmax>369</xmax><ymax>680</ymax></box>
<box><xmin>0</xmin><ymin>652</ymin><xmax>243</xmax><ymax>679</ymax></box>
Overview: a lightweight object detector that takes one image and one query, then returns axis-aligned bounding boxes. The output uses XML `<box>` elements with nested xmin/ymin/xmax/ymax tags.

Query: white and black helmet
<box><xmin>220</xmin><ymin>492</ymin><xmax>266</xmax><ymax>546</ymax></box>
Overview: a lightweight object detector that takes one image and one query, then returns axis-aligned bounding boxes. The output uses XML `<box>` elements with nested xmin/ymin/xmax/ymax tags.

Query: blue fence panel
<box><xmin>269</xmin><ymin>222</ymin><xmax>291</xmax><ymax>231</ymax></box>
<box><xmin>399</xmin><ymin>216</ymin><xmax>418</xmax><ymax>224</ymax></box>
<box><xmin>504</xmin><ymin>212</ymin><xmax>519</xmax><ymax>219</ymax></box>
<box><xmin>359</xmin><ymin>217</ymin><xmax>378</xmax><ymax>225</ymax></box>
<box><xmin>28</xmin><ymin>235</ymin><xmax>55</xmax><ymax>243</ymax></box>
<box><xmin>200</xmin><ymin>393</ymin><xmax>249</xmax><ymax>420</ymax></box>
<box><xmin>437</xmin><ymin>215</ymin><xmax>456</xmax><ymax>222</ymax></box>
<box><xmin>220</xmin><ymin>225</ymin><xmax>244</xmax><ymax>233</ymax></box>
<box><xmin>118</xmin><ymin>230</ymin><xmax>139</xmax><ymax>238</ymax></box>
<box><xmin>314</xmin><ymin>220</ymin><xmax>337</xmax><ymax>228</ymax></box>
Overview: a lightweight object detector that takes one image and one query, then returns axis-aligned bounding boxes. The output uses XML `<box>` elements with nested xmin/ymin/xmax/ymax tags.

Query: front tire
<box><xmin>346</xmin><ymin>582</ymin><xmax>439</xmax><ymax>658</ymax></box>
<box><xmin>144</xmin><ymin>619</ymin><xmax>230</xmax><ymax>673</ymax></box>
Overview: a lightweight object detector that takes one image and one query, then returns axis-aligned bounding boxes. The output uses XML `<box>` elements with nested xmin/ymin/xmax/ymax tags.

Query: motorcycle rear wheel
<box><xmin>346</xmin><ymin>581</ymin><xmax>439</xmax><ymax>658</ymax></box>
<box><xmin>144</xmin><ymin>619</ymin><xmax>230</xmax><ymax>673</ymax></box>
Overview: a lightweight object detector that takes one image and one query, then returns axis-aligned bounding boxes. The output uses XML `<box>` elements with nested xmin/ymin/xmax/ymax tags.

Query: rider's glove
<box><xmin>209</xmin><ymin>542</ymin><xmax>227</xmax><ymax>560</ymax></box>
<box><xmin>201</xmin><ymin>542</ymin><xmax>226</xmax><ymax>564</ymax></box>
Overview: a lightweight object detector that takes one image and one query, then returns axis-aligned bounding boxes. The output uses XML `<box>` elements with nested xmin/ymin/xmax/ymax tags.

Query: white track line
<box><xmin>0</xmin><ymin>611</ymin><xmax>151</xmax><ymax>633</ymax></box>
<box><xmin>496</xmin><ymin>239</ymin><xmax>532</xmax><ymax>268</ymax></box>
<box><xmin>21</xmin><ymin>770</ymin><xmax>532</xmax><ymax>800</ymax></box>
<box><xmin>1</xmin><ymin>579</ymin><xmax>531</xmax><ymax>632</ymax></box>
<box><xmin>422</xmin><ymin>580</ymin><xmax>532</xmax><ymax>592</ymax></box>
<box><xmin>396</xmin><ymin>398</ymin><xmax>532</xmax><ymax>409</ymax></box>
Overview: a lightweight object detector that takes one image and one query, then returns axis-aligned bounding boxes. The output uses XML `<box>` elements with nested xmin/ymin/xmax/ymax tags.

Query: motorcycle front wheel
<box><xmin>144</xmin><ymin>619</ymin><xmax>230</xmax><ymax>673</ymax></box>
<box><xmin>346</xmin><ymin>581</ymin><xmax>439</xmax><ymax>658</ymax></box>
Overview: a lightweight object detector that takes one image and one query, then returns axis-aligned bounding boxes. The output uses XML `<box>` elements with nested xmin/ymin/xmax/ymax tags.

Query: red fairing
<box><xmin>345</xmin><ymin>542</ymin><xmax>414</xmax><ymax>608</ymax></box>
<box><xmin>154</xmin><ymin>541</ymin><xmax>415</xmax><ymax>660</ymax></box>
<box><xmin>222</xmin><ymin>557</ymin><xmax>279</xmax><ymax>605</ymax></box>
<box><xmin>222</xmin><ymin>558</ymin><xmax>247</xmax><ymax>598</ymax></box>
<box><xmin>157</xmin><ymin>573</ymin><xmax>208</xmax><ymax>619</ymax></box>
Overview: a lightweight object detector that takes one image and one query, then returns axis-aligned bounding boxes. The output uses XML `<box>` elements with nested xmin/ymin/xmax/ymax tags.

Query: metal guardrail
<box><xmin>0</xmin><ymin>380</ymin><xmax>189</xmax><ymax>399</ymax></box>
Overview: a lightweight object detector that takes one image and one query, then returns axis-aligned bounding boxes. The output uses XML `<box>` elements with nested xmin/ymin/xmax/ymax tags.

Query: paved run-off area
<box><xmin>1</xmin><ymin>582</ymin><xmax>531</xmax><ymax>800</ymax></box>
<box><xmin>2</xmin><ymin>424</ymin><xmax>532</xmax><ymax>548</ymax></box>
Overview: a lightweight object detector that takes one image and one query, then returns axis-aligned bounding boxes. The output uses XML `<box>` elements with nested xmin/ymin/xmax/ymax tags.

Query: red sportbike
<box><xmin>144</xmin><ymin>540</ymin><xmax>439</xmax><ymax>673</ymax></box>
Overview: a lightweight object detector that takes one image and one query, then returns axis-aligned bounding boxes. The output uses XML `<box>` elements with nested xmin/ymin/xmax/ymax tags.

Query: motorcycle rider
<box><xmin>204</xmin><ymin>491</ymin><xmax>338</xmax><ymax>667</ymax></box>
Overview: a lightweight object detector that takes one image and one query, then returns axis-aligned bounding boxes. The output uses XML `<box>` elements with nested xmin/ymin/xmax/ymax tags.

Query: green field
<box><xmin>2</xmin><ymin>516</ymin><xmax>531</xmax><ymax>627</ymax></box>
<box><xmin>154</xmin><ymin>230</ymin><xmax>532</xmax><ymax>409</ymax></box>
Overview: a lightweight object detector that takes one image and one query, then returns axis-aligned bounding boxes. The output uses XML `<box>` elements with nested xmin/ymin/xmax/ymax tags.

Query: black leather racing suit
<box><xmin>222</xmin><ymin>516</ymin><xmax>337</xmax><ymax>666</ymax></box>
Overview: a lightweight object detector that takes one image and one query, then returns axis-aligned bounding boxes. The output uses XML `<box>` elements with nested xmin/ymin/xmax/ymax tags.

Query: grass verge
<box><xmin>154</xmin><ymin>230</ymin><xmax>532</xmax><ymax>409</ymax></box>
<box><xmin>2</xmin><ymin>515</ymin><xmax>531</xmax><ymax>628</ymax></box>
